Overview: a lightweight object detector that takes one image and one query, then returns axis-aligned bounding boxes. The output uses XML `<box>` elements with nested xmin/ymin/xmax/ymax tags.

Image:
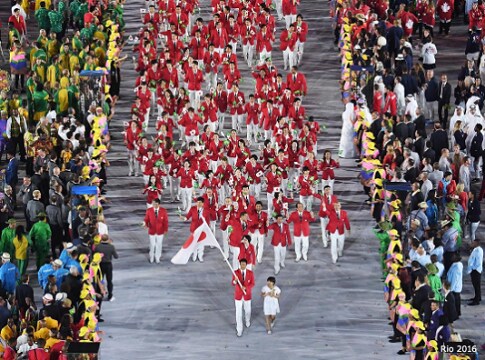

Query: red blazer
<box><xmin>245</xmin><ymin>102</ymin><xmax>260</xmax><ymax>125</ymax></box>
<box><xmin>268</xmin><ymin>222</ymin><xmax>292</xmax><ymax>246</ymax></box>
<box><xmin>282</xmin><ymin>0</ymin><xmax>299</xmax><ymax>15</ymax></box>
<box><xmin>238</xmin><ymin>243</ymin><xmax>256</xmax><ymax>265</ymax></box>
<box><xmin>228</xmin><ymin>91</ymin><xmax>246</xmax><ymax>114</ymax></box>
<box><xmin>190</xmin><ymin>37</ymin><xmax>207</xmax><ymax>60</ymax></box>
<box><xmin>326</xmin><ymin>209</ymin><xmax>350</xmax><ymax>235</ymax></box>
<box><xmin>287</xmin><ymin>210</ymin><xmax>315</xmax><ymax>236</ymax></box>
<box><xmin>266</xmin><ymin>171</ymin><xmax>282</xmax><ymax>193</ymax></box>
<box><xmin>186</xmin><ymin>206</ymin><xmax>211</xmax><ymax>232</ymax></box>
<box><xmin>250</xmin><ymin>210</ymin><xmax>268</xmax><ymax>234</ymax></box>
<box><xmin>287</xmin><ymin>105</ymin><xmax>306</xmax><ymax>129</ymax></box>
<box><xmin>185</xmin><ymin>68</ymin><xmax>204</xmax><ymax>91</ymax></box>
<box><xmin>214</xmin><ymin>90</ymin><xmax>228</xmax><ymax>112</ymax></box>
<box><xmin>314</xmin><ymin>193</ymin><xmax>338</xmax><ymax>217</ymax></box>
<box><xmin>295</xmin><ymin>21</ymin><xmax>308</xmax><ymax>42</ymax></box>
<box><xmin>210</xmin><ymin>27</ymin><xmax>229</xmax><ymax>48</ymax></box>
<box><xmin>298</xmin><ymin>175</ymin><xmax>313</xmax><ymax>196</ymax></box>
<box><xmin>233</xmin><ymin>268</ymin><xmax>255</xmax><ymax>300</ymax></box>
<box><xmin>203</xmin><ymin>50</ymin><xmax>221</xmax><ymax>74</ymax></box>
<box><xmin>286</xmin><ymin>73</ymin><xmax>308</xmax><ymax>96</ymax></box>
<box><xmin>177</xmin><ymin>168</ymin><xmax>197</xmax><ymax>188</ymax></box>
<box><xmin>256</xmin><ymin>29</ymin><xmax>274</xmax><ymax>52</ymax></box>
<box><xmin>143</xmin><ymin>12</ymin><xmax>161</xmax><ymax>32</ymax></box>
<box><xmin>245</xmin><ymin>161</ymin><xmax>264</xmax><ymax>184</ymax></box>
<box><xmin>279</xmin><ymin>30</ymin><xmax>298</xmax><ymax>51</ymax></box>
<box><xmin>221</xmin><ymin>217</ymin><xmax>251</xmax><ymax>247</ymax></box>
<box><xmin>144</xmin><ymin>207</ymin><xmax>169</xmax><ymax>235</ymax></box>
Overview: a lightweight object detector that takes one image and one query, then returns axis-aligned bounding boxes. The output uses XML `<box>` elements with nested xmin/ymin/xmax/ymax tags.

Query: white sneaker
<box><xmin>303</xmin><ymin>254</ymin><xmax>307</xmax><ymax>261</ymax></box>
<box><xmin>274</xmin><ymin>269</ymin><xmax>280</xmax><ymax>275</ymax></box>
<box><xmin>267</xmin><ymin>330</ymin><xmax>272</xmax><ymax>335</ymax></box>
<box><xmin>109</xmin><ymin>296</ymin><xmax>116</xmax><ymax>302</ymax></box>
<box><xmin>295</xmin><ymin>257</ymin><xmax>300</xmax><ymax>262</ymax></box>
<box><xmin>246</xmin><ymin>321</ymin><xmax>251</xmax><ymax>328</ymax></box>
<box><xmin>198</xmin><ymin>257</ymin><xmax>204</xmax><ymax>263</ymax></box>
<box><xmin>281</xmin><ymin>262</ymin><xmax>285</xmax><ymax>268</ymax></box>
<box><xmin>323</xmin><ymin>241</ymin><xmax>328</xmax><ymax>248</ymax></box>
<box><xmin>237</xmin><ymin>331</ymin><xmax>242</xmax><ymax>337</ymax></box>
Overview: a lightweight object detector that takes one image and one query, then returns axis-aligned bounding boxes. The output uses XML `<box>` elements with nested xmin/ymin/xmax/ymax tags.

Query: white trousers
<box><xmin>320</xmin><ymin>217</ymin><xmax>329</xmax><ymax>247</ymax></box>
<box><xmin>180</xmin><ymin>187</ymin><xmax>193</xmax><ymax>212</ymax></box>
<box><xmin>235</xmin><ymin>299</ymin><xmax>251</xmax><ymax>335</ymax></box>
<box><xmin>259</xmin><ymin>50</ymin><xmax>272</xmax><ymax>63</ymax></box>
<box><xmin>127</xmin><ymin>149</ymin><xmax>139</xmax><ymax>175</ymax></box>
<box><xmin>231</xmin><ymin>245</ymin><xmax>240</xmax><ymax>270</ymax></box>
<box><xmin>206</xmin><ymin>72</ymin><xmax>217</xmax><ymax>91</ymax></box>
<box><xmin>274</xmin><ymin>0</ymin><xmax>283</xmax><ymax>19</ymax></box>
<box><xmin>243</xmin><ymin>44</ymin><xmax>254</xmax><ymax>66</ymax></box>
<box><xmin>294</xmin><ymin>235</ymin><xmax>309</xmax><ymax>260</ymax></box>
<box><xmin>330</xmin><ymin>232</ymin><xmax>345</xmax><ymax>263</ymax></box>
<box><xmin>230</xmin><ymin>41</ymin><xmax>238</xmax><ymax>55</ymax></box>
<box><xmin>285</xmin><ymin>14</ymin><xmax>296</xmax><ymax>29</ymax></box>
<box><xmin>283</xmin><ymin>49</ymin><xmax>295</xmax><ymax>69</ymax></box>
<box><xmin>192</xmin><ymin>243</ymin><xmax>204</xmax><ymax>261</ymax></box>
<box><xmin>189</xmin><ymin>90</ymin><xmax>201</xmax><ymax>109</ymax></box>
<box><xmin>149</xmin><ymin>234</ymin><xmax>164</xmax><ymax>262</ymax></box>
<box><xmin>231</xmin><ymin>114</ymin><xmax>244</xmax><ymax>132</ymax></box>
<box><xmin>267</xmin><ymin>192</ymin><xmax>275</xmax><ymax>215</ymax></box>
<box><xmin>169</xmin><ymin>176</ymin><xmax>180</xmax><ymax>201</ymax></box>
<box><xmin>217</xmin><ymin>111</ymin><xmax>225</xmax><ymax>131</ymax></box>
<box><xmin>249</xmin><ymin>183</ymin><xmax>261</xmax><ymax>199</ymax></box>
<box><xmin>273</xmin><ymin>244</ymin><xmax>286</xmax><ymax>273</ymax></box>
<box><xmin>251</xmin><ymin>232</ymin><xmax>265</xmax><ymax>262</ymax></box>
<box><xmin>296</xmin><ymin>40</ymin><xmax>305</xmax><ymax>64</ymax></box>
<box><xmin>144</xmin><ymin>108</ymin><xmax>151</xmax><ymax>129</ymax></box>
<box><xmin>299</xmin><ymin>195</ymin><xmax>313</xmax><ymax>211</ymax></box>
<box><xmin>221</xmin><ymin>229</ymin><xmax>229</xmax><ymax>259</ymax></box>
<box><xmin>247</xmin><ymin>123</ymin><xmax>259</xmax><ymax>142</ymax></box>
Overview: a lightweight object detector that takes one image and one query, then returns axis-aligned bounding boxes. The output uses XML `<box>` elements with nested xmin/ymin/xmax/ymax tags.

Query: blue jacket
<box><xmin>5</xmin><ymin>158</ymin><xmax>19</xmax><ymax>187</ymax></box>
<box><xmin>37</xmin><ymin>263</ymin><xmax>54</xmax><ymax>290</ymax></box>
<box><xmin>0</xmin><ymin>262</ymin><xmax>19</xmax><ymax>293</ymax></box>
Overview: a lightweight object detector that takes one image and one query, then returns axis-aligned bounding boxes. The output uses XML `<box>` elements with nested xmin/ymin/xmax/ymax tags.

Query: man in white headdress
<box><xmin>405</xmin><ymin>94</ymin><xmax>418</xmax><ymax>120</ymax></box>
<box><xmin>464</xmin><ymin>104</ymin><xmax>484</xmax><ymax>152</ymax></box>
<box><xmin>339</xmin><ymin>96</ymin><xmax>356</xmax><ymax>158</ymax></box>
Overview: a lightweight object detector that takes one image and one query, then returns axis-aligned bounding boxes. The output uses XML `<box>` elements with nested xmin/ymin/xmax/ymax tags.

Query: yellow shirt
<box><xmin>34</xmin><ymin>327</ymin><xmax>50</xmax><ymax>341</ymax></box>
<box><xmin>45</xmin><ymin>337</ymin><xmax>61</xmax><ymax>350</ymax></box>
<box><xmin>47</xmin><ymin>64</ymin><xmax>58</xmax><ymax>89</ymax></box>
<box><xmin>43</xmin><ymin>317</ymin><xmax>58</xmax><ymax>330</ymax></box>
<box><xmin>13</xmin><ymin>235</ymin><xmax>28</xmax><ymax>260</ymax></box>
<box><xmin>57</xmin><ymin>89</ymin><xmax>68</xmax><ymax>113</ymax></box>
<box><xmin>0</xmin><ymin>325</ymin><xmax>15</xmax><ymax>341</ymax></box>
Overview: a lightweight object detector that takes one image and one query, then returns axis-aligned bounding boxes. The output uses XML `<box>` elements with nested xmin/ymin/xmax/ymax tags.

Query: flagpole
<box><xmin>218</xmin><ymin>245</ymin><xmax>247</xmax><ymax>295</ymax></box>
<box><xmin>203</xmin><ymin>219</ymin><xmax>247</xmax><ymax>295</ymax></box>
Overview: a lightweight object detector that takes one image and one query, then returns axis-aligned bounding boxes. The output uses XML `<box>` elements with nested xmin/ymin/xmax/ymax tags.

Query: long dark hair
<box><xmin>15</xmin><ymin>225</ymin><xmax>25</xmax><ymax>239</ymax></box>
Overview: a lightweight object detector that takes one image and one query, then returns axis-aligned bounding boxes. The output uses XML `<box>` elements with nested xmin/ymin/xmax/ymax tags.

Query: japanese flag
<box><xmin>171</xmin><ymin>219</ymin><xmax>220</xmax><ymax>264</ymax></box>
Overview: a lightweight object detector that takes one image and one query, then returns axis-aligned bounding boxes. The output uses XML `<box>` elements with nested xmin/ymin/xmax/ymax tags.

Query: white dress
<box><xmin>262</xmin><ymin>285</ymin><xmax>281</xmax><ymax>316</ymax></box>
<box><xmin>339</xmin><ymin>102</ymin><xmax>356</xmax><ymax>158</ymax></box>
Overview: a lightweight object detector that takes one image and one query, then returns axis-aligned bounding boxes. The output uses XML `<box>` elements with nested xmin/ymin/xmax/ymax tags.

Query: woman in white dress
<box><xmin>261</xmin><ymin>276</ymin><xmax>281</xmax><ymax>334</ymax></box>
<box><xmin>338</xmin><ymin>101</ymin><xmax>356</xmax><ymax>158</ymax></box>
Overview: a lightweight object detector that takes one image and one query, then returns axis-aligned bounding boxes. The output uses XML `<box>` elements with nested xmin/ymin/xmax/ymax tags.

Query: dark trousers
<box><xmin>438</xmin><ymin>101</ymin><xmax>449</xmax><ymax>128</ymax></box>
<box><xmin>452</xmin><ymin>291</ymin><xmax>461</xmax><ymax>317</ymax></box>
<box><xmin>471</xmin><ymin>270</ymin><xmax>482</xmax><ymax>302</ymax></box>
<box><xmin>50</xmin><ymin>224</ymin><xmax>63</xmax><ymax>258</ymax></box>
<box><xmin>13</xmin><ymin>74</ymin><xmax>25</xmax><ymax>91</ymax></box>
<box><xmin>100</xmin><ymin>262</ymin><xmax>114</xmax><ymax>299</ymax></box>
<box><xmin>443</xmin><ymin>251</ymin><xmax>456</xmax><ymax>275</ymax></box>
<box><xmin>7</xmin><ymin>135</ymin><xmax>25</xmax><ymax>160</ymax></box>
<box><xmin>439</xmin><ymin>21</ymin><xmax>451</xmax><ymax>35</ymax></box>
